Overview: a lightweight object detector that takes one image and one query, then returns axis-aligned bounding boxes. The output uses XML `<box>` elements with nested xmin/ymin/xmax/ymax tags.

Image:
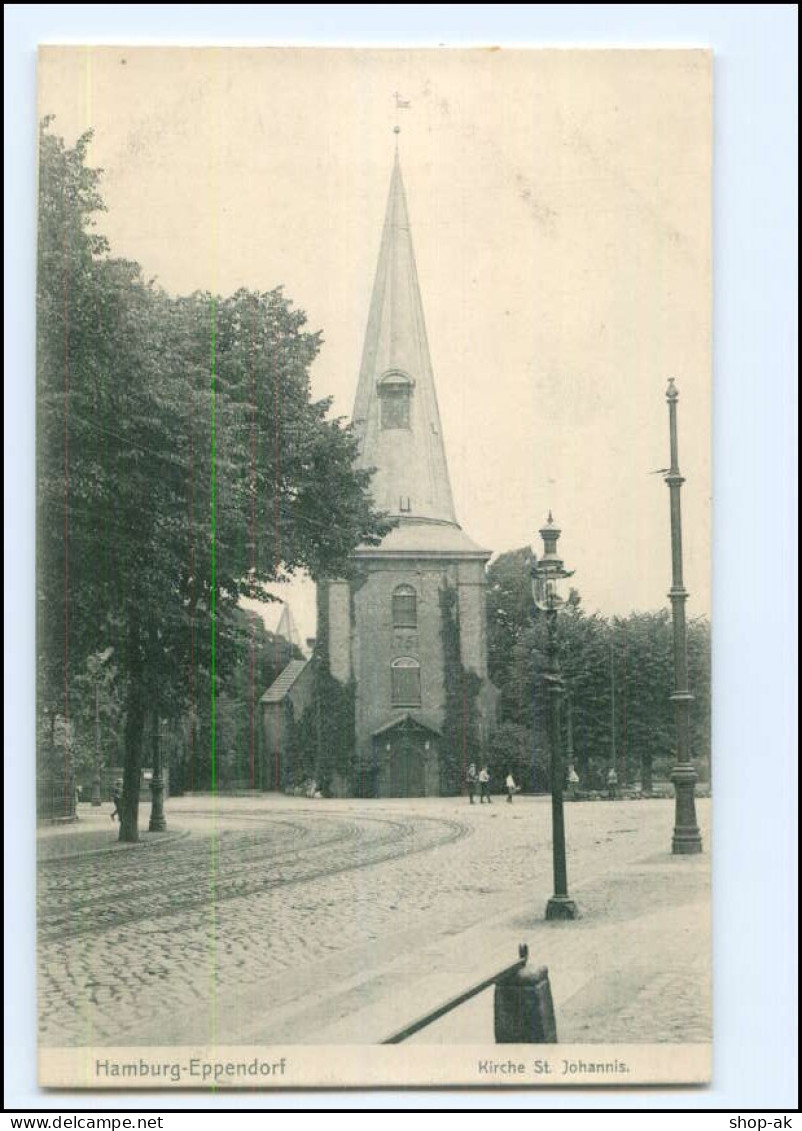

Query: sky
<box><xmin>39</xmin><ymin>46</ymin><xmax>712</xmax><ymax>644</ymax></box>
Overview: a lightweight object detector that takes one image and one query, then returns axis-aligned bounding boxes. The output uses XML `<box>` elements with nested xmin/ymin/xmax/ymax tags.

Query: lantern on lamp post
<box><xmin>532</xmin><ymin>512</ymin><xmax>578</xmax><ymax>920</ymax></box>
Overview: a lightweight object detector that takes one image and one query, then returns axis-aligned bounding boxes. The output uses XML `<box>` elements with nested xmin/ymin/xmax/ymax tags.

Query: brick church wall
<box><xmin>456</xmin><ymin>559</ymin><xmax>489</xmax><ymax>680</ymax></box>
<box><xmin>352</xmin><ymin>560</ymin><xmax>452</xmax><ymax>766</ymax></box>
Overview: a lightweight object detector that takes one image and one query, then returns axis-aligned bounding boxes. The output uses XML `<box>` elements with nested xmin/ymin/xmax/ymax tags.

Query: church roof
<box><xmin>260</xmin><ymin>659</ymin><xmax>310</xmax><ymax>705</ymax></box>
<box><xmin>352</xmin><ymin>151</ymin><xmax>458</xmax><ymax>527</ymax></box>
<box><xmin>354</xmin><ymin>519</ymin><xmax>490</xmax><ymax>561</ymax></box>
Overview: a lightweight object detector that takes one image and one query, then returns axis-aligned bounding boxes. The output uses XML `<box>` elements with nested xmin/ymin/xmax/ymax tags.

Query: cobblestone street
<box><xmin>38</xmin><ymin>794</ymin><xmax>711</xmax><ymax>1047</ymax></box>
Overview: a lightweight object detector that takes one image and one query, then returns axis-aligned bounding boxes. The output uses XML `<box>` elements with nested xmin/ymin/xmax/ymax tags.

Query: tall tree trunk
<box><xmin>119</xmin><ymin>607</ymin><xmax>145</xmax><ymax>843</ymax></box>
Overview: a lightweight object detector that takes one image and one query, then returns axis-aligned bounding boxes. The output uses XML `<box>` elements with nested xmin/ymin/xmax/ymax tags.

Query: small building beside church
<box><xmin>260</xmin><ymin>658</ymin><xmax>314</xmax><ymax>791</ymax></box>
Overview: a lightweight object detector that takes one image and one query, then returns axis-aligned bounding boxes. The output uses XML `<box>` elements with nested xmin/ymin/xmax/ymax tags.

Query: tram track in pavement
<box><xmin>37</xmin><ymin>810</ymin><xmax>472</xmax><ymax>943</ymax></box>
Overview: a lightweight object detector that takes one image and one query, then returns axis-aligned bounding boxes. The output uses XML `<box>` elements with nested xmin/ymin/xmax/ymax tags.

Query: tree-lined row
<box><xmin>485</xmin><ymin>548</ymin><xmax>710</xmax><ymax>793</ymax></box>
<box><xmin>37</xmin><ymin>123</ymin><xmax>389</xmax><ymax>838</ymax></box>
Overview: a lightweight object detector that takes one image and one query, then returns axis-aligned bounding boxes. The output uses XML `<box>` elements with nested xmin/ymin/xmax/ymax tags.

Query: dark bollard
<box><xmin>494</xmin><ymin>964</ymin><xmax>558</xmax><ymax>1044</ymax></box>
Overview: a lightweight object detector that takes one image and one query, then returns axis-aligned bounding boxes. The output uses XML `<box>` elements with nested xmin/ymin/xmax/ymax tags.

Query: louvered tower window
<box><xmin>392</xmin><ymin>584</ymin><xmax>417</xmax><ymax>629</ymax></box>
<box><xmin>378</xmin><ymin>370</ymin><xmax>413</xmax><ymax>430</ymax></box>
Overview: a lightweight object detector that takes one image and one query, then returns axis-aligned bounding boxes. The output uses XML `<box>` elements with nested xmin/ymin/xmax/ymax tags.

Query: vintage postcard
<box><xmin>36</xmin><ymin>46</ymin><xmax>712</xmax><ymax>1089</ymax></box>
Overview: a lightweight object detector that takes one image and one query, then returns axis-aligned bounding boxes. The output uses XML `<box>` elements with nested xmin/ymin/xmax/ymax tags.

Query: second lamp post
<box><xmin>533</xmin><ymin>512</ymin><xmax>578</xmax><ymax>921</ymax></box>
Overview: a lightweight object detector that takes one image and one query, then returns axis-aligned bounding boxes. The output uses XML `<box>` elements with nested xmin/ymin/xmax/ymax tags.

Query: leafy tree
<box><xmin>287</xmin><ymin>695</ymin><xmax>318</xmax><ymax>792</ymax></box>
<box><xmin>70</xmin><ymin>648</ymin><xmax>120</xmax><ymax>786</ymax></box>
<box><xmin>37</xmin><ymin>123</ymin><xmax>390</xmax><ymax>838</ymax></box>
<box><xmin>301</xmin><ymin>581</ymin><xmax>358</xmax><ymax>797</ymax></box>
<box><xmin>487</xmin><ymin>722</ymin><xmax>546</xmax><ymax>794</ymax></box>
<box><xmin>439</xmin><ymin>581</ymin><xmax>483</xmax><ymax>795</ymax></box>
<box><xmin>486</xmin><ymin>547</ymin><xmax>536</xmax><ymax>723</ymax></box>
<box><xmin>36</xmin><ymin>122</ymin><xmax>114</xmax><ymax>811</ymax></box>
<box><xmin>486</xmin><ymin>547</ymin><xmax>711</xmax><ymax>794</ymax></box>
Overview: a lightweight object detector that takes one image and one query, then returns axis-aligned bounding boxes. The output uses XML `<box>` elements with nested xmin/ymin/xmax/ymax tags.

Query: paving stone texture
<box><xmin>37</xmin><ymin>794</ymin><xmax>711</xmax><ymax>1047</ymax></box>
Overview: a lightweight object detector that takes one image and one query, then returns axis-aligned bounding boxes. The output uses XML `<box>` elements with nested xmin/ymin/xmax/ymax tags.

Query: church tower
<box><xmin>321</xmin><ymin>147</ymin><xmax>495</xmax><ymax>796</ymax></box>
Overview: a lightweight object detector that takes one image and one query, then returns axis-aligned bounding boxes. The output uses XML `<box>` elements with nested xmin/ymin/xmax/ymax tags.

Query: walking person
<box><xmin>110</xmin><ymin>780</ymin><xmax>123</xmax><ymax>823</ymax></box>
<box><xmin>606</xmin><ymin>765</ymin><xmax>618</xmax><ymax>801</ymax></box>
<box><xmin>465</xmin><ymin>762</ymin><xmax>477</xmax><ymax>804</ymax></box>
<box><xmin>567</xmin><ymin>764</ymin><xmax>580</xmax><ymax>801</ymax></box>
<box><xmin>478</xmin><ymin>765</ymin><xmax>492</xmax><ymax>804</ymax></box>
<box><xmin>505</xmin><ymin>771</ymin><xmax>517</xmax><ymax>803</ymax></box>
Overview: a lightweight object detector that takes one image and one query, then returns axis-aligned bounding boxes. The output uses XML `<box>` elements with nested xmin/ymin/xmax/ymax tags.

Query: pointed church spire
<box><xmin>276</xmin><ymin>603</ymin><xmax>304</xmax><ymax>654</ymax></box>
<box><xmin>352</xmin><ymin>152</ymin><xmax>458</xmax><ymax>526</ymax></box>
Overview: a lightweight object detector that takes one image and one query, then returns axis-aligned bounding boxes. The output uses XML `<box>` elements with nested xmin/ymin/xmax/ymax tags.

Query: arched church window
<box><xmin>392</xmin><ymin>584</ymin><xmax>417</xmax><ymax>629</ymax></box>
<box><xmin>391</xmin><ymin>657</ymin><xmax>421</xmax><ymax>707</ymax></box>
<box><xmin>378</xmin><ymin>370</ymin><xmax>413</xmax><ymax>430</ymax></box>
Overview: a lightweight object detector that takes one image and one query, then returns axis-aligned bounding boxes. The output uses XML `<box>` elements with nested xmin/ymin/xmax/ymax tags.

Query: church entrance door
<box><xmin>388</xmin><ymin>730</ymin><xmax>426</xmax><ymax>797</ymax></box>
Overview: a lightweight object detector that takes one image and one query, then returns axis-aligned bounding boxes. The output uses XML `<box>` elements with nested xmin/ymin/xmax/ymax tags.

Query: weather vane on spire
<box><xmin>393</xmin><ymin>91</ymin><xmax>411</xmax><ymax>136</ymax></box>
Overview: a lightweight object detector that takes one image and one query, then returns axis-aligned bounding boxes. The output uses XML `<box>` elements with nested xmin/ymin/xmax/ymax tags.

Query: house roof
<box><xmin>260</xmin><ymin>659</ymin><xmax>310</xmax><ymax>705</ymax></box>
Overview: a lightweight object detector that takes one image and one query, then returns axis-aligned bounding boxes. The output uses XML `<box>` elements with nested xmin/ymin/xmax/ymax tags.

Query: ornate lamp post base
<box><xmin>546</xmin><ymin>895</ymin><xmax>579</xmax><ymax>921</ymax></box>
<box><xmin>671</xmin><ymin>763</ymin><xmax>702</xmax><ymax>854</ymax></box>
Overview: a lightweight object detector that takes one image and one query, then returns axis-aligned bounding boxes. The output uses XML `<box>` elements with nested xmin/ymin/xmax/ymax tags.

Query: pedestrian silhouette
<box><xmin>111</xmin><ymin>781</ymin><xmax>123</xmax><ymax>822</ymax></box>
<box><xmin>607</xmin><ymin>766</ymin><xmax>619</xmax><ymax>801</ymax></box>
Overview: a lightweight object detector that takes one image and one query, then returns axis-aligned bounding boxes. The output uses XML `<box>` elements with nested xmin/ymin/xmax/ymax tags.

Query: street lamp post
<box><xmin>566</xmin><ymin>695</ymin><xmax>575</xmax><ymax>778</ymax></box>
<box><xmin>664</xmin><ymin>379</ymin><xmax>702</xmax><ymax>854</ymax></box>
<box><xmin>533</xmin><ymin>513</ymin><xmax>578</xmax><ymax>920</ymax></box>
<box><xmin>609</xmin><ymin>639</ymin><xmax>617</xmax><ymax>791</ymax></box>
<box><xmin>565</xmin><ymin>696</ymin><xmax>580</xmax><ymax>801</ymax></box>
<box><xmin>149</xmin><ymin>715</ymin><xmax>167</xmax><ymax>833</ymax></box>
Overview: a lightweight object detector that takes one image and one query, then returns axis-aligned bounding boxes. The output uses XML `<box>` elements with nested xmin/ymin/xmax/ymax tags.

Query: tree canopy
<box><xmin>37</xmin><ymin>122</ymin><xmax>390</xmax><ymax>837</ymax></box>
<box><xmin>485</xmin><ymin>547</ymin><xmax>711</xmax><ymax>793</ymax></box>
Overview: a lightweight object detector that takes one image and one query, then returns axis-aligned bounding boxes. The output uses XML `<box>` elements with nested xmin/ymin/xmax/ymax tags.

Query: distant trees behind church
<box><xmin>36</xmin><ymin>122</ymin><xmax>390</xmax><ymax>836</ymax></box>
<box><xmin>486</xmin><ymin>548</ymin><xmax>711</xmax><ymax>793</ymax></box>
